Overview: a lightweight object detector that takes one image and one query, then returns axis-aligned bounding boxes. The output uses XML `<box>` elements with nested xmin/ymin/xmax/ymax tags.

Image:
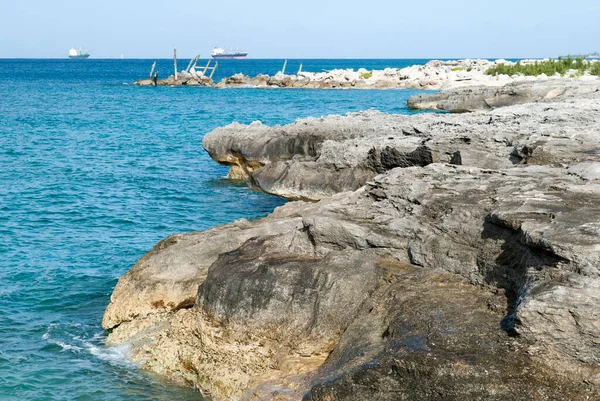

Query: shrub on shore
<box><xmin>485</xmin><ymin>56</ymin><xmax>594</xmax><ymax>77</ymax></box>
<box><xmin>591</xmin><ymin>62</ymin><xmax>600</xmax><ymax>77</ymax></box>
<box><xmin>359</xmin><ymin>71</ymin><xmax>373</xmax><ymax>79</ymax></box>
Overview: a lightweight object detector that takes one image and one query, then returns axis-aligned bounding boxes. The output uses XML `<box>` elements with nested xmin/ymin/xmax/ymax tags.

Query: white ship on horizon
<box><xmin>68</xmin><ymin>47</ymin><xmax>90</xmax><ymax>59</ymax></box>
<box><xmin>211</xmin><ymin>47</ymin><xmax>247</xmax><ymax>60</ymax></box>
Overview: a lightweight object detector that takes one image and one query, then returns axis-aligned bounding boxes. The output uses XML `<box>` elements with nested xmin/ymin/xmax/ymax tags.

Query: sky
<box><xmin>0</xmin><ymin>0</ymin><xmax>598</xmax><ymax>59</ymax></box>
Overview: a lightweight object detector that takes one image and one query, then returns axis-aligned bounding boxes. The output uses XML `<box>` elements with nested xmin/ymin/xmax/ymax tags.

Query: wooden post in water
<box><xmin>209</xmin><ymin>61</ymin><xmax>218</xmax><ymax>80</ymax></box>
<box><xmin>173</xmin><ymin>48</ymin><xmax>178</xmax><ymax>80</ymax></box>
<box><xmin>149</xmin><ymin>61</ymin><xmax>156</xmax><ymax>79</ymax></box>
<box><xmin>281</xmin><ymin>59</ymin><xmax>288</xmax><ymax>75</ymax></box>
<box><xmin>202</xmin><ymin>59</ymin><xmax>212</xmax><ymax>76</ymax></box>
<box><xmin>298</xmin><ymin>63</ymin><xmax>303</xmax><ymax>74</ymax></box>
<box><xmin>192</xmin><ymin>55</ymin><xmax>200</xmax><ymax>71</ymax></box>
<box><xmin>185</xmin><ymin>57</ymin><xmax>195</xmax><ymax>73</ymax></box>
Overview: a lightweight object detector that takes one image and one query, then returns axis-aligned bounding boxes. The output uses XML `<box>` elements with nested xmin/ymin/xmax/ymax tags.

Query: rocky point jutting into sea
<box><xmin>104</xmin><ymin>77</ymin><xmax>600</xmax><ymax>400</ymax></box>
<box><xmin>135</xmin><ymin>58</ymin><xmax>600</xmax><ymax>90</ymax></box>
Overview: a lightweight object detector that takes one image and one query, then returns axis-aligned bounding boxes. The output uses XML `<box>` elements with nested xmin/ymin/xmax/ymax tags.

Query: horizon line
<box><xmin>0</xmin><ymin>56</ymin><xmax>542</xmax><ymax>60</ymax></box>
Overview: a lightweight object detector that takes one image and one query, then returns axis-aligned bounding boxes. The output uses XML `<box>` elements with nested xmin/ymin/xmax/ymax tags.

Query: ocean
<box><xmin>0</xmin><ymin>58</ymin><xmax>435</xmax><ymax>400</ymax></box>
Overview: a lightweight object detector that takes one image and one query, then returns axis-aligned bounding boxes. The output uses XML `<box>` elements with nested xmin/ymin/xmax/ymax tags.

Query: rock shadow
<box><xmin>479</xmin><ymin>216</ymin><xmax>566</xmax><ymax>336</ymax></box>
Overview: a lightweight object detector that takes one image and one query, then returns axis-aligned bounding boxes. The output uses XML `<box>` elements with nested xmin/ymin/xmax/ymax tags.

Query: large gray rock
<box><xmin>106</xmin><ymin>163</ymin><xmax>600</xmax><ymax>400</ymax></box>
<box><xmin>105</xmin><ymin>82</ymin><xmax>600</xmax><ymax>400</ymax></box>
<box><xmin>102</xmin><ymin>216</ymin><xmax>304</xmax><ymax>329</ymax></box>
<box><xmin>204</xmin><ymin>87</ymin><xmax>600</xmax><ymax>201</ymax></box>
<box><xmin>407</xmin><ymin>80</ymin><xmax>600</xmax><ymax>112</ymax></box>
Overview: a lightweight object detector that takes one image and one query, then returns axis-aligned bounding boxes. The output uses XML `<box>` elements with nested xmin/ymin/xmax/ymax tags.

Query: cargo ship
<box><xmin>211</xmin><ymin>47</ymin><xmax>247</xmax><ymax>60</ymax></box>
<box><xmin>68</xmin><ymin>48</ymin><xmax>90</xmax><ymax>59</ymax></box>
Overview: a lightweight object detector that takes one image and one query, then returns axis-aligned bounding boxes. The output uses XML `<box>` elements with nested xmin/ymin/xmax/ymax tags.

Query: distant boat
<box><xmin>68</xmin><ymin>48</ymin><xmax>90</xmax><ymax>59</ymax></box>
<box><xmin>211</xmin><ymin>47</ymin><xmax>247</xmax><ymax>60</ymax></box>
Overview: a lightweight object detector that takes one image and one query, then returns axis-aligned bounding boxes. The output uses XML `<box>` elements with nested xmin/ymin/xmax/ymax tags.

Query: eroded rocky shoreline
<box><xmin>104</xmin><ymin>80</ymin><xmax>600</xmax><ymax>400</ymax></box>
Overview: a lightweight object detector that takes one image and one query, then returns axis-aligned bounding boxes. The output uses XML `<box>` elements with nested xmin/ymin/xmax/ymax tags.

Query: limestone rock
<box><xmin>102</xmin><ymin>215</ymin><xmax>305</xmax><ymax>330</ymax></box>
<box><xmin>407</xmin><ymin>80</ymin><xmax>600</xmax><ymax>112</ymax></box>
<box><xmin>106</xmin><ymin>164</ymin><xmax>600</xmax><ymax>400</ymax></box>
<box><xmin>106</xmin><ymin>81</ymin><xmax>600</xmax><ymax>401</ymax></box>
<box><xmin>204</xmin><ymin>83</ymin><xmax>600</xmax><ymax>200</ymax></box>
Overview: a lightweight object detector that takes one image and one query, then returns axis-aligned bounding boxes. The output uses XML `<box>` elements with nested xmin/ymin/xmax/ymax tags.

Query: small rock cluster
<box><xmin>134</xmin><ymin>70</ymin><xmax>213</xmax><ymax>86</ymax></box>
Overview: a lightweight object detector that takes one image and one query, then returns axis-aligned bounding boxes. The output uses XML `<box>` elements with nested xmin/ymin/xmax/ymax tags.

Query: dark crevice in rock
<box><xmin>366</xmin><ymin>145</ymin><xmax>434</xmax><ymax>174</ymax></box>
<box><xmin>381</xmin><ymin>326</ymin><xmax>391</xmax><ymax>339</ymax></box>
<box><xmin>449</xmin><ymin>151</ymin><xmax>462</xmax><ymax>165</ymax></box>
<box><xmin>510</xmin><ymin>145</ymin><xmax>535</xmax><ymax>165</ymax></box>
<box><xmin>480</xmin><ymin>218</ymin><xmax>567</xmax><ymax>335</ymax></box>
<box><xmin>174</xmin><ymin>297</ymin><xmax>196</xmax><ymax>311</ymax></box>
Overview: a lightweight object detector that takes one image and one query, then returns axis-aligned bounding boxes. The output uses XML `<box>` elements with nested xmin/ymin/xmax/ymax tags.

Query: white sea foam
<box><xmin>42</xmin><ymin>329</ymin><xmax>84</xmax><ymax>352</ymax></box>
<box><xmin>83</xmin><ymin>332</ymin><xmax>137</xmax><ymax>368</ymax></box>
<box><xmin>43</xmin><ymin>325</ymin><xmax>133</xmax><ymax>367</ymax></box>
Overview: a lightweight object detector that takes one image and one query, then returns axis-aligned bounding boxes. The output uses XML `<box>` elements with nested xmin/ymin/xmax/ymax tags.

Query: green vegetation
<box><xmin>591</xmin><ymin>62</ymin><xmax>600</xmax><ymax>77</ymax></box>
<box><xmin>451</xmin><ymin>67</ymin><xmax>463</xmax><ymax>72</ymax></box>
<box><xmin>359</xmin><ymin>71</ymin><xmax>373</xmax><ymax>79</ymax></box>
<box><xmin>466</xmin><ymin>67</ymin><xmax>473</xmax><ymax>72</ymax></box>
<box><xmin>485</xmin><ymin>56</ymin><xmax>597</xmax><ymax>77</ymax></box>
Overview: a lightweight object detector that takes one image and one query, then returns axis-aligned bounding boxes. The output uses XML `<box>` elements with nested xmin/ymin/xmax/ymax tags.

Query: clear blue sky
<box><xmin>1</xmin><ymin>0</ymin><xmax>598</xmax><ymax>58</ymax></box>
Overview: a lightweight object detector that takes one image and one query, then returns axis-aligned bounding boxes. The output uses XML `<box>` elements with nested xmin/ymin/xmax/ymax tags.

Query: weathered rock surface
<box><xmin>102</xmin><ymin>217</ymin><xmax>303</xmax><ymax>329</ymax></box>
<box><xmin>105</xmin><ymin>163</ymin><xmax>600</xmax><ymax>400</ymax></box>
<box><xmin>407</xmin><ymin>80</ymin><xmax>600</xmax><ymax>112</ymax></box>
<box><xmin>203</xmin><ymin>82</ymin><xmax>600</xmax><ymax>201</ymax></box>
<box><xmin>104</xmin><ymin>81</ymin><xmax>600</xmax><ymax>400</ymax></box>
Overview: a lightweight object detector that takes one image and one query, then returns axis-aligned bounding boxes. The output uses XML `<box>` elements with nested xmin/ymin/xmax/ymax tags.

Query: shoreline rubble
<box><xmin>135</xmin><ymin>58</ymin><xmax>600</xmax><ymax>90</ymax></box>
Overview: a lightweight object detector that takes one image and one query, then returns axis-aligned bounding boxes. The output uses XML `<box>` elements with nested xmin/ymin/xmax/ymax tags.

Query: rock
<box><xmin>134</xmin><ymin>79</ymin><xmax>155</xmax><ymax>86</ymax></box>
<box><xmin>134</xmin><ymin>74</ymin><xmax>213</xmax><ymax>87</ymax></box>
<box><xmin>249</xmin><ymin>74</ymin><xmax>270</xmax><ymax>87</ymax></box>
<box><xmin>407</xmin><ymin>80</ymin><xmax>600</xmax><ymax>112</ymax></box>
<box><xmin>102</xmin><ymin>215</ymin><xmax>305</xmax><ymax>330</ymax></box>
<box><xmin>136</xmin><ymin>59</ymin><xmax>599</xmax><ymax>90</ymax></box>
<box><xmin>106</xmin><ymin>163</ymin><xmax>600</xmax><ymax>400</ymax></box>
<box><xmin>106</xmin><ymin>81</ymin><xmax>600</xmax><ymax>401</ymax></box>
<box><xmin>204</xmin><ymin>83</ymin><xmax>600</xmax><ymax>200</ymax></box>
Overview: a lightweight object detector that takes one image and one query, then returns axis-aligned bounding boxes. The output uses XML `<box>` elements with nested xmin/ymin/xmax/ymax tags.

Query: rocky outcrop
<box><xmin>104</xmin><ymin>81</ymin><xmax>600</xmax><ymax>400</ymax></box>
<box><xmin>102</xmin><ymin>217</ymin><xmax>304</xmax><ymax>329</ymax></box>
<box><xmin>203</xmin><ymin>82</ymin><xmax>600</xmax><ymax>201</ymax></box>
<box><xmin>105</xmin><ymin>162</ymin><xmax>600</xmax><ymax>400</ymax></box>
<box><xmin>407</xmin><ymin>80</ymin><xmax>600</xmax><ymax>112</ymax></box>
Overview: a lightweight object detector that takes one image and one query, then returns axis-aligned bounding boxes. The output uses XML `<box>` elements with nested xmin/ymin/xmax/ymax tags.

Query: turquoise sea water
<box><xmin>0</xmin><ymin>59</ymin><xmax>435</xmax><ymax>400</ymax></box>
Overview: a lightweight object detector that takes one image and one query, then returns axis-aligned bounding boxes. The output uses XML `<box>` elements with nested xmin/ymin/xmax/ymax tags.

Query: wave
<box><xmin>42</xmin><ymin>324</ymin><xmax>136</xmax><ymax>368</ymax></box>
